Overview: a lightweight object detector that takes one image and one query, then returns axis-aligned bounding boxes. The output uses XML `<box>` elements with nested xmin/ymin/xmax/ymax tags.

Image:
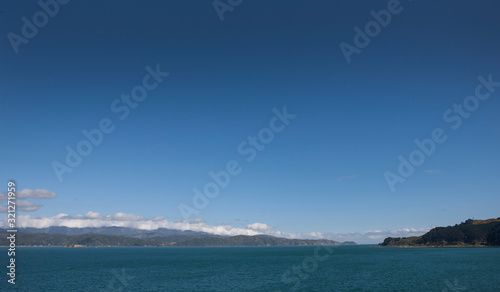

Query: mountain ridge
<box><xmin>17</xmin><ymin>226</ymin><xmax>218</xmax><ymax>239</ymax></box>
<box><xmin>0</xmin><ymin>227</ymin><xmax>357</xmax><ymax>247</ymax></box>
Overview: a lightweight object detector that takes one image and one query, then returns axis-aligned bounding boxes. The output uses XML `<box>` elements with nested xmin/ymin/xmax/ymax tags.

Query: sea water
<box><xmin>1</xmin><ymin>245</ymin><xmax>499</xmax><ymax>291</ymax></box>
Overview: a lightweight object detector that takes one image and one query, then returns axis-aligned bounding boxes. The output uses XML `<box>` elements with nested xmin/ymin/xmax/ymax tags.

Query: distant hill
<box><xmin>0</xmin><ymin>229</ymin><xmax>357</xmax><ymax>247</ymax></box>
<box><xmin>0</xmin><ymin>230</ymin><xmax>168</xmax><ymax>246</ymax></box>
<box><xmin>173</xmin><ymin>235</ymin><xmax>353</xmax><ymax>247</ymax></box>
<box><xmin>18</xmin><ymin>226</ymin><xmax>216</xmax><ymax>239</ymax></box>
<box><xmin>379</xmin><ymin>218</ymin><xmax>500</xmax><ymax>247</ymax></box>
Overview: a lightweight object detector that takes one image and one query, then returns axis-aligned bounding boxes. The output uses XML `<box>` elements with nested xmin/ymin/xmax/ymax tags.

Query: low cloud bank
<box><xmin>0</xmin><ymin>211</ymin><xmax>429</xmax><ymax>243</ymax></box>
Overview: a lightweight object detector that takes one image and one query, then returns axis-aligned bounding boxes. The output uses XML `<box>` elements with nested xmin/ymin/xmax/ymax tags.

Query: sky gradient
<box><xmin>1</xmin><ymin>0</ymin><xmax>500</xmax><ymax>243</ymax></box>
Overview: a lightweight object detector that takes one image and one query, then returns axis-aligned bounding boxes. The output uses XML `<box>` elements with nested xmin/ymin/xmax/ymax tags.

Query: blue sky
<box><xmin>1</xmin><ymin>0</ymin><xmax>499</xmax><ymax>243</ymax></box>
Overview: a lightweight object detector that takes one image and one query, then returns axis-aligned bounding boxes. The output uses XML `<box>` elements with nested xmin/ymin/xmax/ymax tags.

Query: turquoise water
<box><xmin>1</xmin><ymin>245</ymin><xmax>499</xmax><ymax>291</ymax></box>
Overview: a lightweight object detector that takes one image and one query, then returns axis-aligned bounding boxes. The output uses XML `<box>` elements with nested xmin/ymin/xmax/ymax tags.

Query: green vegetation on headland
<box><xmin>379</xmin><ymin>218</ymin><xmax>500</xmax><ymax>247</ymax></box>
<box><xmin>0</xmin><ymin>230</ymin><xmax>356</xmax><ymax>247</ymax></box>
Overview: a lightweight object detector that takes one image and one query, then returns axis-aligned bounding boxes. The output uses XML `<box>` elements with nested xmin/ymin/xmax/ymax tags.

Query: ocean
<box><xmin>2</xmin><ymin>245</ymin><xmax>499</xmax><ymax>291</ymax></box>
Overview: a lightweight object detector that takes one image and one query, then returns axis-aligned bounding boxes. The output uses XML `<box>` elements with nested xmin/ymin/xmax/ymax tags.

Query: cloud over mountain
<box><xmin>0</xmin><ymin>211</ymin><xmax>429</xmax><ymax>243</ymax></box>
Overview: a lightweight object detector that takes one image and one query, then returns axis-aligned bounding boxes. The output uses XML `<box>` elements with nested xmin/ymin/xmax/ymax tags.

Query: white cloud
<box><xmin>0</xmin><ymin>200</ymin><xmax>44</xmax><ymax>212</ymax></box>
<box><xmin>84</xmin><ymin>211</ymin><xmax>101</xmax><ymax>219</ymax></box>
<box><xmin>0</xmin><ymin>211</ymin><xmax>430</xmax><ymax>244</ymax></box>
<box><xmin>188</xmin><ymin>218</ymin><xmax>206</xmax><ymax>224</ymax></box>
<box><xmin>303</xmin><ymin>228</ymin><xmax>431</xmax><ymax>244</ymax></box>
<box><xmin>246</xmin><ymin>222</ymin><xmax>273</xmax><ymax>232</ymax></box>
<box><xmin>0</xmin><ymin>189</ymin><xmax>56</xmax><ymax>212</ymax></box>
<box><xmin>55</xmin><ymin>213</ymin><xmax>69</xmax><ymax>219</ymax></box>
<box><xmin>110</xmin><ymin>212</ymin><xmax>144</xmax><ymax>221</ymax></box>
<box><xmin>16</xmin><ymin>200</ymin><xmax>43</xmax><ymax>212</ymax></box>
<box><xmin>0</xmin><ymin>212</ymin><xmax>264</xmax><ymax>237</ymax></box>
<box><xmin>0</xmin><ymin>189</ymin><xmax>56</xmax><ymax>200</ymax></box>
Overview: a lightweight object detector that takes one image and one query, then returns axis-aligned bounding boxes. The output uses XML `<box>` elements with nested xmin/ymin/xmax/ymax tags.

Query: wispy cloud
<box><xmin>188</xmin><ymin>218</ymin><xmax>206</xmax><ymax>224</ymax></box>
<box><xmin>337</xmin><ymin>174</ymin><xmax>357</xmax><ymax>182</ymax></box>
<box><xmin>246</xmin><ymin>222</ymin><xmax>274</xmax><ymax>232</ymax></box>
<box><xmin>0</xmin><ymin>188</ymin><xmax>56</xmax><ymax>200</ymax></box>
<box><xmin>0</xmin><ymin>211</ymin><xmax>429</xmax><ymax>243</ymax></box>
<box><xmin>0</xmin><ymin>201</ymin><xmax>44</xmax><ymax>213</ymax></box>
<box><xmin>425</xmin><ymin>169</ymin><xmax>441</xmax><ymax>174</ymax></box>
<box><xmin>0</xmin><ymin>189</ymin><xmax>56</xmax><ymax>212</ymax></box>
<box><xmin>216</xmin><ymin>222</ymin><xmax>232</xmax><ymax>226</ymax></box>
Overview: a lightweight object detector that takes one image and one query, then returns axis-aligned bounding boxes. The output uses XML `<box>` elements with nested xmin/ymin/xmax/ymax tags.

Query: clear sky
<box><xmin>1</xmin><ymin>0</ymin><xmax>499</xmax><ymax>243</ymax></box>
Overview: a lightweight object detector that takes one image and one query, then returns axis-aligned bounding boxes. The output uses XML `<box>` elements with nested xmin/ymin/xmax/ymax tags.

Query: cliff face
<box><xmin>379</xmin><ymin>218</ymin><xmax>500</xmax><ymax>247</ymax></box>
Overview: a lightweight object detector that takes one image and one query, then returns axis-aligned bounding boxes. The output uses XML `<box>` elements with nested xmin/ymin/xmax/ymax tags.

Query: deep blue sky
<box><xmin>1</xmin><ymin>0</ymin><xmax>499</xmax><ymax>242</ymax></box>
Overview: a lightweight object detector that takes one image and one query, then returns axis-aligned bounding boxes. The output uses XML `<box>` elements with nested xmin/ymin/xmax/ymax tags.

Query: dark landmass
<box><xmin>0</xmin><ymin>228</ymin><xmax>357</xmax><ymax>247</ymax></box>
<box><xmin>172</xmin><ymin>235</ymin><xmax>354</xmax><ymax>247</ymax></box>
<box><xmin>0</xmin><ymin>230</ymin><xmax>168</xmax><ymax>247</ymax></box>
<box><xmin>379</xmin><ymin>218</ymin><xmax>500</xmax><ymax>247</ymax></box>
<box><xmin>17</xmin><ymin>226</ymin><xmax>217</xmax><ymax>239</ymax></box>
